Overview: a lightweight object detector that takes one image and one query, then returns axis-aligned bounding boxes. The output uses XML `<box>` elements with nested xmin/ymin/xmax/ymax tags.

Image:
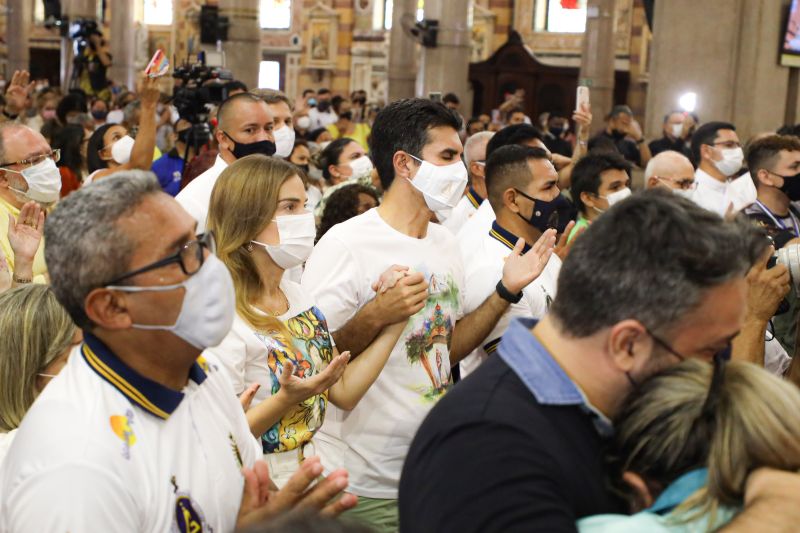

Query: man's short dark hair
<box><xmin>485</xmin><ymin>145</ymin><xmax>550</xmax><ymax>212</ymax></box>
<box><xmin>690</xmin><ymin>121</ymin><xmax>736</xmax><ymax>167</ymax></box>
<box><xmin>302</xmin><ymin>88</ymin><xmax>316</xmax><ymax>97</ymax></box>
<box><xmin>466</xmin><ymin>117</ymin><xmax>485</xmax><ymax>132</ymax></box>
<box><xmin>486</xmin><ymin>124</ymin><xmax>544</xmax><ymax>159</ymax></box>
<box><xmin>224</xmin><ymin>80</ymin><xmax>248</xmax><ymax>94</ymax></box>
<box><xmin>746</xmin><ymin>134</ymin><xmax>800</xmax><ymax>185</ymax></box>
<box><xmin>317</xmin><ymin>88</ymin><xmax>332</xmax><ymax>97</ymax></box>
<box><xmin>662</xmin><ymin>110</ymin><xmax>684</xmax><ymax>124</ymax></box>
<box><xmin>217</xmin><ymin>92</ymin><xmax>265</xmax><ymax>131</ymax></box>
<box><xmin>443</xmin><ymin>92</ymin><xmax>459</xmax><ymax>105</ymax></box>
<box><xmin>368</xmin><ymin>98</ymin><xmax>462</xmax><ymax>190</ymax></box>
<box><xmin>569</xmin><ymin>152</ymin><xmax>631</xmax><ymax>216</ymax></box>
<box><xmin>550</xmin><ymin>188</ymin><xmax>768</xmax><ymax>339</ymax></box>
<box><xmin>607</xmin><ymin>105</ymin><xmax>633</xmax><ymax>120</ymax></box>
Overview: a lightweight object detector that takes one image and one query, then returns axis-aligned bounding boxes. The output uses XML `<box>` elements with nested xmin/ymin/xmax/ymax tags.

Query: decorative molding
<box><xmin>305</xmin><ymin>1</ymin><xmax>339</xmax><ymax>69</ymax></box>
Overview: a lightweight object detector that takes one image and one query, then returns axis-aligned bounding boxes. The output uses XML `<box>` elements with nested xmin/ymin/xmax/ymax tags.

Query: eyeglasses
<box><xmin>712</xmin><ymin>141</ymin><xmax>742</xmax><ymax>149</ymax></box>
<box><xmin>0</xmin><ymin>149</ymin><xmax>61</xmax><ymax>168</ymax></box>
<box><xmin>655</xmin><ymin>176</ymin><xmax>697</xmax><ymax>190</ymax></box>
<box><xmin>646</xmin><ymin>327</ymin><xmax>732</xmax><ymax>363</ymax></box>
<box><xmin>105</xmin><ymin>232</ymin><xmax>216</xmax><ymax>286</ymax></box>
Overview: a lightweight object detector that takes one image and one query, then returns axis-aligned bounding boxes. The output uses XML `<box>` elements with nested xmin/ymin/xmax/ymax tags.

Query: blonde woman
<box><xmin>0</xmin><ymin>285</ymin><xmax>80</xmax><ymax>465</ymax></box>
<box><xmin>578</xmin><ymin>359</ymin><xmax>800</xmax><ymax>532</ymax></box>
<box><xmin>206</xmin><ymin>154</ymin><xmax>405</xmax><ymax>487</ymax></box>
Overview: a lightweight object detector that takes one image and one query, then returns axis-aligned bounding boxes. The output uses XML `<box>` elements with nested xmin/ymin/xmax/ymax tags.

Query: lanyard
<box><xmin>755</xmin><ymin>200</ymin><xmax>800</xmax><ymax>237</ymax></box>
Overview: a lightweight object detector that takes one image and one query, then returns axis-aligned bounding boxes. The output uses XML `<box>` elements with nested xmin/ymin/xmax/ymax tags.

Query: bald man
<box><xmin>442</xmin><ymin>131</ymin><xmax>494</xmax><ymax>233</ymax></box>
<box><xmin>176</xmin><ymin>93</ymin><xmax>276</xmax><ymax>232</ymax></box>
<box><xmin>644</xmin><ymin>150</ymin><xmax>696</xmax><ymax>197</ymax></box>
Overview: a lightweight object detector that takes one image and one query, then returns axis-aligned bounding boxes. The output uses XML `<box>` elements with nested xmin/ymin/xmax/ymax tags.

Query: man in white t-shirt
<box><xmin>301</xmin><ymin>98</ymin><xmax>555</xmax><ymax>532</ymax></box>
<box><xmin>461</xmin><ymin>145</ymin><xmax>563</xmax><ymax>377</ymax></box>
<box><xmin>689</xmin><ymin>121</ymin><xmax>756</xmax><ymax>216</ymax></box>
<box><xmin>0</xmin><ymin>171</ymin><xmax>355</xmax><ymax>532</ymax></box>
<box><xmin>176</xmin><ymin>93</ymin><xmax>277</xmax><ymax>233</ymax></box>
<box><xmin>307</xmin><ymin>88</ymin><xmax>338</xmax><ymax>130</ymax></box>
<box><xmin>442</xmin><ymin>131</ymin><xmax>493</xmax><ymax>234</ymax></box>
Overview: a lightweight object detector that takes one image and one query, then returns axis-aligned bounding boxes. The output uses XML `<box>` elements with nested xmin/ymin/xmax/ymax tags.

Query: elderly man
<box><xmin>176</xmin><ymin>92</ymin><xmax>276</xmax><ymax>232</ymax></box>
<box><xmin>0</xmin><ymin>171</ymin><xmax>354</xmax><ymax>531</ymax></box>
<box><xmin>0</xmin><ymin>123</ymin><xmax>61</xmax><ymax>284</ymax></box>
<box><xmin>644</xmin><ymin>150</ymin><xmax>696</xmax><ymax>195</ymax></box>
<box><xmin>442</xmin><ymin>130</ymin><xmax>493</xmax><ymax>233</ymax></box>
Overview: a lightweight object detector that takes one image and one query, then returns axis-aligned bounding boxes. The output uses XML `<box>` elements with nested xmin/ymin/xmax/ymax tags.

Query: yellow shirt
<box><xmin>326</xmin><ymin>123</ymin><xmax>372</xmax><ymax>151</ymax></box>
<box><xmin>0</xmin><ymin>196</ymin><xmax>48</xmax><ymax>283</ymax></box>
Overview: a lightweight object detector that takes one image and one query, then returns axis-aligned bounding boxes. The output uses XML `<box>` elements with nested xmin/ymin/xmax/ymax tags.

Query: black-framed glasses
<box><xmin>105</xmin><ymin>232</ymin><xmax>216</xmax><ymax>286</ymax></box>
<box><xmin>0</xmin><ymin>149</ymin><xmax>61</xmax><ymax>168</ymax></box>
<box><xmin>646</xmin><ymin>327</ymin><xmax>732</xmax><ymax>364</ymax></box>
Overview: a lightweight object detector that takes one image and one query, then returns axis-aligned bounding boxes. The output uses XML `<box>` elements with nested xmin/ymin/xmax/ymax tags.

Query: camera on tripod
<box><xmin>69</xmin><ymin>19</ymin><xmax>103</xmax><ymax>57</ymax></box>
<box><xmin>171</xmin><ymin>55</ymin><xmax>233</xmax><ymax>124</ymax></box>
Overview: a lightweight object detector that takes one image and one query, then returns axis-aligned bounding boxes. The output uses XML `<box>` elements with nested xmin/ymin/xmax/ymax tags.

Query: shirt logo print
<box><xmin>109</xmin><ymin>409</ymin><xmax>136</xmax><ymax>459</ymax></box>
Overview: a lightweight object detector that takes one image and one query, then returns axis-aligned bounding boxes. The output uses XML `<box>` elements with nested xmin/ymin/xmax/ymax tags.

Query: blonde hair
<box><xmin>0</xmin><ymin>285</ymin><xmax>77</xmax><ymax>432</ymax></box>
<box><xmin>614</xmin><ymin>359</ymin><xmax>800</xmax><ymax>526</ymax></box>
<box><xmin>207</xmin><ymin>154</ymin><xmax>298</xmax><ymax>332</ymax></box>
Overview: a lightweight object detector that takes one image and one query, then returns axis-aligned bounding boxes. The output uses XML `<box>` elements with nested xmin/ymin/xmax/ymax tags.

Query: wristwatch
<box><xmin>496</xmin><ymin>280</ymin><xmax>523</xmax><ymax>304</ymax></box>
<box><xmin>12</xmin><ymin>274</ymin><xmax>32</xmax><ymax>284</ymax></box>
<box><xmin>2</xmin><ymin>109</ymin><xmax>19</xmax><ymax>120</ymax></box>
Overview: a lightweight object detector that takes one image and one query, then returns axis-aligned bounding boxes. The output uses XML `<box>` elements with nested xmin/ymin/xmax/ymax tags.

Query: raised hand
<box><xmin>554</xmin><ymin>220</ymin><xmax>581</xmax><ymax>261</ymax></box>
<box><xmin>501</xmin><ymin>229</ymin><xmax>557</xmax><ymax>294</ymax></box>
<box><xmin>138</xmin><ymin>76</ymin><xmax>162</xmax><ymax>108</ymax></box>
<box><xmin>745</xmin><ymin>247</ymin><xmax>790</xmax><ymax>322</ymax></box>
<box><xmin>4</xmin><ymin>70</ymin><xmax>35</xmax><ymax>116</ymax></box>
<box><xmin>8</xmin><ymin>201</ymin><xmax>44</xmax><ymax>266</ymax></box>
<box><xmin>277</xmin><ymin>352</ymin><xmax>350</xmax><ymax>405</ymax></box>
<box><xmin>0</xmin><ymin>248</ymin><xmax>11</xmax><ymax>293</ymax></box>
<box><xmin>239</xmin><ymin>383</ymin><xmax>261</xmax><ymax>411</ymax></box>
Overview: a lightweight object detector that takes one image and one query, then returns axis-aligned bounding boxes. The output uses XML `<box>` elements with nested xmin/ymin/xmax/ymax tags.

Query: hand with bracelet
<box><xmin>7</xmin><ymin>201</ymin><xmax>45</xmax><ymax>286</ymax></box>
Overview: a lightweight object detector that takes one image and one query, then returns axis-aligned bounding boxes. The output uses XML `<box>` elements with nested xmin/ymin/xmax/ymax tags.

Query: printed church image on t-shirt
<box><xmin>402</xmin><ymin>272</ymin><xmax>460</xmax><ymax>401</ymax></box>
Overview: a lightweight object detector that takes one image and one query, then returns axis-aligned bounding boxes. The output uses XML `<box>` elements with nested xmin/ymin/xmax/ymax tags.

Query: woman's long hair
<box><xmin>207</xmin><ymin>154</ymin><xmax>298</xmax><ymax>333</ymax></box>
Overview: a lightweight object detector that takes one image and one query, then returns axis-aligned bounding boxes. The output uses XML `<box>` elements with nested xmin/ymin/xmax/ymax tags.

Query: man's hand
<box><xmin>627</xmin><ymin>119</ymin><xmax>644</xmax><ymax>142</ymax></box>
<box><xmin>4</xmin><ymin>70</ymin><xmax>35</xmax><ymax>116</ymax></box>
<box><xmin>372</xmin><ymin>268</ymin><xmax>429</xmax><ymax>325</ymax></box>
<box><xmin>276</xmin><ymin>352</ymin><xmax>350</xmax><ymax>406</ymax></box>
<box><xmin>501</xmin><ymin>229</ymin><xmax>557</xmax><ymax>294</ymax></box>
<box><xmin>237</xmin><ymin>457</ymin><xmax>358</xmax><ymax>528</ymax></box>
<box><xmin>554</xmin><ymin>221</ymin><xmax>584</xmax><ymax>261</ymax></box>
<box><xmin>746</xmin><ymin>247</ymin><xmax>790</xmax><ymax>322</ymax></box>
<box><xmin>8</xmin><ymin>202</ymin><xmax>44</xmax><ymax>266</ymax></box>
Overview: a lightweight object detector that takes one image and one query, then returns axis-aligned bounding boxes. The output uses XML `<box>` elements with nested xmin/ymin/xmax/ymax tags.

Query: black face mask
<box><xmin>777</xmin><ymin>171</ymin><xmax>800</xmax><ymax>201</ymax></box>
<box><xmin>223</xmin><ymin>131</ymin><xmax>276</xmax><ymax>159</ymax></box>
<box><xmin>549</xmin><ymin>126</ymin><xmax>565</xmax><ymax>137</ymax></box>
<box><xmin>610</xmin><ymin>129</ymin><xmax>626</xmax><ymax>140</ymax></box>
<box><xmin>298</xmin><ymin>164</ymin><xmax>310</xmax><ymax>174</ymax></box>
<box><xmin>91</xmin><ymin>109</ymin><xmax>108</xmax><ymax>121</ymax></box>
<box><xmin>317</xmin><ymin>100</ymin><xmax>332</xmax><ymax>112</ymax></box>
<box><xmin>177</xmin><ymin>129</ymin><xmax>191</xmax><ymax>144</ymax></box>
<box><xmin>514</xmin><ymin>188</ymin><xmax>564</xmax><ymax>233</ymax></box>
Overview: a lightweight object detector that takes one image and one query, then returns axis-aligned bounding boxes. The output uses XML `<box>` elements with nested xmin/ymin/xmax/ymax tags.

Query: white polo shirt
<box><xmin>176</xmin><ymin>154</ymin><xmax>229</xmax><ymax>233</ymax></box>
<box><xmin>0</xmin><ymin>333</ymin><xmax>260</xmax><ymax>533</ymax></box>
<box><xmin>692</xmin><ymin>168</ymin><xmax>756</xmax><ymax>217</ymax></box>
<box><xmin>460</xmin><ymin>221</ymin><xmax>561</xmax><ymax>377</ymax></box>
<box><xmin>456</xmin><ymin>198</ymin><xmax>495</xmax><ymax>261</ymax></box>
<box><xmin>442</xmin><ymin>187</ymin><xmax>484</xmax><ymax>234</ymax></box>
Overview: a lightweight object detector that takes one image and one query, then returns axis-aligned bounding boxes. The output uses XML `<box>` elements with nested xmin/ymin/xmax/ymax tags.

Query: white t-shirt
<box><xmin>207</xmin><ymin>280</ymin><xmax>335</xmax><ymax>455</ymax></box>
<box><xmin>301</xmin><ymin>208</ymin><xmax>465</xmax><ymax>498</ymax></box>
<box><xmin>176</xmin><ymin>154</ymin><xmax>229</xmax><ymax>233</ymax></box>
<box><xmin>442</xmin><ymin>187</ymin><xmax>483</xmax><ymax>235</ymax></box>
<box><xmin>308</xmin><ymin>107</ymin><xmax>338</xmax><ymax>130</ymax></box>
<box><xmin>692</xmin><ymin>168</ymin><xmax>756</xmax><ymax>217</ymax></box>
<box><xmin>460</xmin><ymin>222</ymin><xmax>562</xmax><ymax>377</ymax></box>
<box><xmin>0</xmin><ymin>335</ymin><xmax>260</xmax><ymax>533</ymax></box>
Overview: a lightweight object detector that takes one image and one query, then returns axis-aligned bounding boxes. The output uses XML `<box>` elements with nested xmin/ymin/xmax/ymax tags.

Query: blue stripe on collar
<box><xmin>489</xmin><ymin>221</ymin><xmax>532</xmax><ymax>254</ymax></box>
<box><xmin>466</xmin><ymin>187</ymin><xmax>484</xmax><ymax>209</ymax></box>
<box><xmin>648</xmin><ymin>469</ymin><xmax>708</xmax><ymax>515</ymax></box>
<box><xmin>81</xmin><ymin>332</ymin><xmax>207</xmax><ymax>420</ymax></box>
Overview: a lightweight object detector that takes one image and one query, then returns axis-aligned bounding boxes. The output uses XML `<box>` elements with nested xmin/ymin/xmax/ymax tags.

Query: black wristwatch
<box><xmin>2</xmin><ymin>109</ymin><xmax>18</xmax><ymax>120</ymax></box>
<box><xmin>496</xmin><ymin>280</ymin><xmax>523</xmax><ymax>304</ymax></box>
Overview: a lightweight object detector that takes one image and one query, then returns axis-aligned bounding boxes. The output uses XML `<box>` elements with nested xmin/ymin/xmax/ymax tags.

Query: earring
<box><xmin>246</xmin><ymin>243</ymin><xmax>254</xmax><ymax>252</ymax></box>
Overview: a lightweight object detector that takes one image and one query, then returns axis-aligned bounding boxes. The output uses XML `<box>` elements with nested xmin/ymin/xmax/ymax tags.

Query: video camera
<box><xmin>69</xmin><ymin>19</ymin><xmax>103</xmax><ymax>57</ymax></box>
<box><xmin>171</xmin><ymin>53</ymin><xmax>233</xmax><ymax>124</ymax></box>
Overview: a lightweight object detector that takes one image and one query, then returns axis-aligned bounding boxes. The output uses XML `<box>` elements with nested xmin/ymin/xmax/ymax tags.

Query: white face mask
<box><xmin>110</xmin><ymin>135</ymin><xmax>135</xmax><ymax>165</ymax></box>
<box><xmin>5</xmin><ymin>157</ymin><xmax>62</xmax><ymax>206</ymax></box>
<box><xmin>107</xmin><ymin>254</ymin><xmax>235</xmax><ymax>350</ymax></box>
<box><xmin>713</xmin><ymin>147</ymin><xmax>744</xmax><ymax>177</ymax></box>
<box><xmin>348</xmin><ymin>156</ymin><xmax>374</xmax><ymax>180</ymax></box>
<box><xmin>407</xmin><ymin>155</ymin><xmax>468</xmax><ymax>212</ymax></box>
<box><xmin>296</xmin><ymin>116</ymin><xmax>311</xmax><ymax>130</ymax></box>
<box><xmin>273</xmin><ymin>125</ymin><xmax>296</xmax><ymax>158</ymax></box>
<box><xmin>673</xmin><ymin>188</ymin><xmax>696</xmax><ymax>200</ymax></box>
<box><xmin>253</xmin><ymin>212</ymin><xmax>316</xmax><ymax>270</ymax></box>
<box><xmin>319</xmin><ymin>141</ymin><xmax>332</xmax><ymax>150</ymax></box>
<box><xmin>670</xmin><ymin>124</ymin><xmax>683</xmax><ymax>138</ymax></box>
<box><xmin>602</xmin><ymin>187</ymin><xmax>632</xmax><ymax>206</ymax></box>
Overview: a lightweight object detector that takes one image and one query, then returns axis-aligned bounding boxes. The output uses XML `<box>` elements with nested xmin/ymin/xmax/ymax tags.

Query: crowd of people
<box><xmin>2</xmin><ymin>64</ymin><xmax>800</xmax><ymax>533</ymax></box>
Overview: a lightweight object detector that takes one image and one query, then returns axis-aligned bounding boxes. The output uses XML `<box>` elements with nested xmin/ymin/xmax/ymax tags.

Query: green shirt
<box><xmin>567</xmin><ymin>215</ymin><xmax>591</xmax><ymax>243</ymax></box>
